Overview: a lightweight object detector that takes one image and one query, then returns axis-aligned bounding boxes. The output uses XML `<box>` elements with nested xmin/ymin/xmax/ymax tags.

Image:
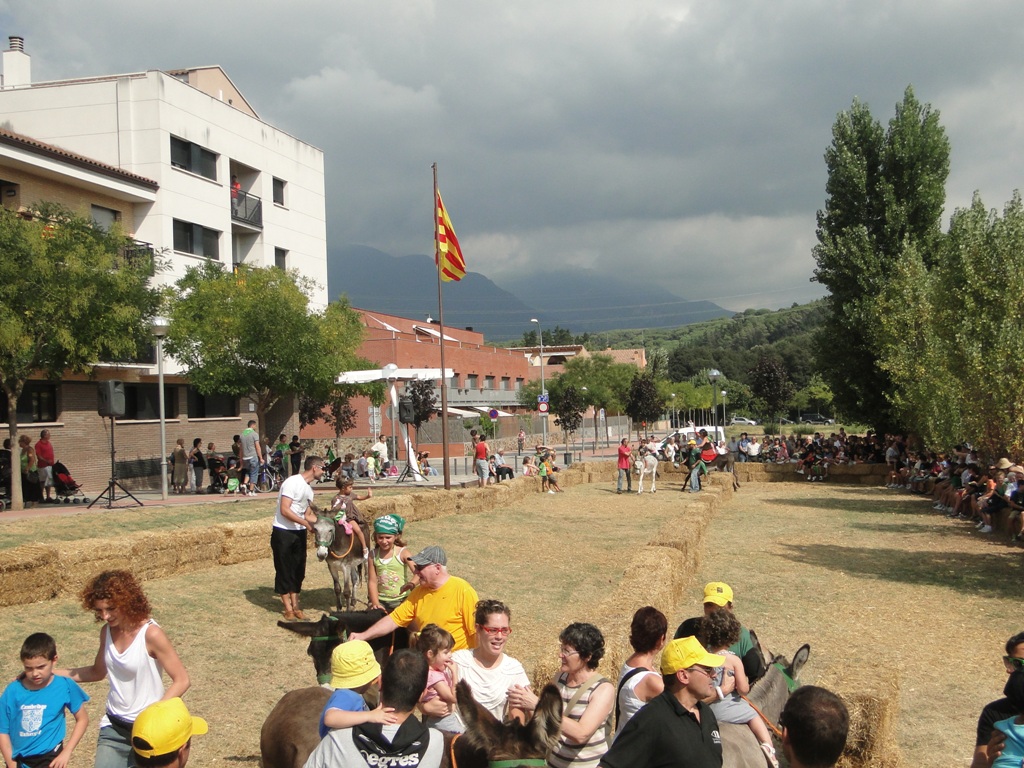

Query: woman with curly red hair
<box><xmin>64</xmin><ymin>570</ymin><xmax>190</xmax><ymax>768</ymax></box>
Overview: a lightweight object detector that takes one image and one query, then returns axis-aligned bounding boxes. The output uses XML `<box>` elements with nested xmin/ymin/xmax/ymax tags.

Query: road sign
<box><xmin>538</xmin><ymin>402</ymin><xmax>549</xmax><ymax>413</ymax></box>
<box><xmin>538</xmin><ymin>394</ymin><xmax>549</xmax><ymax>403</ymax></box>
<box><xmin>599</xmin><ymin>408</ymin><xmax>606</xmax><ymax>420</ymax></box>
<box><xmin>489</xmin><ymin>409</ymin><xmax>499</xmax><ymax>418</ymax></box>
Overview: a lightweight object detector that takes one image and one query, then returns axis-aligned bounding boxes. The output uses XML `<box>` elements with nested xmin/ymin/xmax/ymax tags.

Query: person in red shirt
<box><xmin>473</xmin><ymin>435</ymin><xmax>490</xmax><ymax>488</ymax></box>
<box><xmin>35</xmin><ymin>429</ymin><xmax>55</xmax><ymax>502</ymax></box>
<box><xmin>617</xmin><ymin>438</ymin><xmax>634</xmax><ymax>494</ymax></box>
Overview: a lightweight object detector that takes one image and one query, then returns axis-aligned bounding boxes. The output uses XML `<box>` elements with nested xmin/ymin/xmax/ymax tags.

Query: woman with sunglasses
<box><xmin>449</xmin><ymin>599</ymin><xmax>531</xmax><ymax>724</ymax></box>
<box><xmin>509</xmin><ymin>622</ymin><xmax>614</xmax><ymax>768</ymax></box>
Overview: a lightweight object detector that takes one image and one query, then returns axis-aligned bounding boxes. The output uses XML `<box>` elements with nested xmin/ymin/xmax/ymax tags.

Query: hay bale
<box><xmin>57</xmin><ymin>537</ymin><xmax>134</xmax><ymax>597</ymax></box>
<box><xmin>128</xmin><ymin>529</ymin><xmax>225</xmax><ymax>581</ymax></box>
<box><xmin>218</xmin><ymin>520</ymin><xmax>271</xmax><ymax>565</ymax></box>
<box><xmin>0</xmin><ymin>545</ymin><xmax>59</xmax><ymax>606</ymax></box>
<box><xmin>817</xmin><ymin>666</ymin><xmax>903</xmax><ymax>768</ymax></box>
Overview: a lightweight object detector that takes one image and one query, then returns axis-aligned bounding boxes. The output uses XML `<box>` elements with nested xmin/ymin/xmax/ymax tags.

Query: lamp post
<box><xmin>708</xmin><ymin>369</ymin><xmax>721</xmax><ymax>437</ymax></box>
<box><xmin>721</xmin><ymin>390</ymin><xmax>727</xmax><ymax>430</ymax></box>
<box><xmin>670</xmin><ymin>393</ymin><xmax>676</xmax><ymax>430</ymax></box>
<box><xmin>530</xmin><ymin>318</ymin><xmax>547</xmax><ymax>446</ymax></box>
<box><xmin>152</xmin><ymin>316</ymin><xmax>170</xmax><ymax>500</ymax></box>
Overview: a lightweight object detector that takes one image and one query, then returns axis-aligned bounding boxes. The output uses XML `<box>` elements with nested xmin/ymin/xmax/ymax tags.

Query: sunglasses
<box><xmin>480</xmin><ymin>626</ymin><xmax>512</xmax><ymax>637</ymax></box>
<box><xmin>1004</xmin><ymin>656</ymin><xmax>1024</xmax><ymax>672</ymax></box>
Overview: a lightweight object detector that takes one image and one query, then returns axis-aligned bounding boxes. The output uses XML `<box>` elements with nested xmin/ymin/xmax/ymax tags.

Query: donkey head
<box><xmin>277</xmin><ymin>613</ymin><xmax>345</xmax><ymax>685</ymax></box>
<box><xmin>454</xmin><ymin>680</ymin><xmax>562</xmax><ymax>767</ymax></box>
<box><xmin>312</xmin><ymin>512</ymin><xmax>336</xmax><ymax>561</ymax></box>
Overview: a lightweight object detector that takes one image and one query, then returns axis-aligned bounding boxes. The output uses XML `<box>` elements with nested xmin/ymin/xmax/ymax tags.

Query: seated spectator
<box><xmin>522</xmin><ymin>456</ymin><xmax>538</xmax><ymax>477</ymax></box>
<box><xmin>746</xmin><ymin>437</ymin><xmax>762</xmax><ymax>462</ymax></box>
<box><xmin>971</xmin><ymin>633</ymin><xmax>1024</xmax><ymax>768</ymax></box>
<box><xmin>493</xmin><ymin>450</ymin><xmax>514</xmax><ymax>481</ymax></box>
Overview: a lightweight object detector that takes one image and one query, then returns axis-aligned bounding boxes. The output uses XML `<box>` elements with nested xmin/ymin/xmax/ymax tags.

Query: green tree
<box><xmin>406</xmin><ymin>378</ymin><xmax>438</xmax><ymax>442</ymax></box>
<box><xmin>0</xmin><ymin>204</ymin><xmax>160</xmax><ymax>509</ymax></box>
<box><xmin>812</xmin><ymin>86</ymin><xmax>950</xmax><ymax>432</ymax></box>
<box><xmin>748</xmin><ymin>355</ymin><xmax>795</xmax><ymax>430</ymax></box>
<box><xmin>625</xmin><ymin>373</ymin><xmax>664</xmax><ymax>436</ymax></box>
<box><xmin>165</xmin><ymin>264</ymin><xmax>364</xmax><ymax>433</ymax></box>
<box><xmin>551</xmin><ymin>383</ymin><xmax>585</xmax><ymax>446</ymax></box>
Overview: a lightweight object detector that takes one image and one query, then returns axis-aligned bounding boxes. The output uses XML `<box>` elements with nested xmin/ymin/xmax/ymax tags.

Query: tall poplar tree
<box><xmin>813</xmin><ymin>86</ymin><xmax>949</xmax><ymax>430</ymax></box>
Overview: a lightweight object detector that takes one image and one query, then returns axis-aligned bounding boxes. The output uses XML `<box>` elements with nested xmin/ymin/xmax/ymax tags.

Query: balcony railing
<box><xmin>122</xmin><ymin>240</ymin><xmax>155</xmax><ymax>276</ymax></box>
<box><xmin>231</xmin><ymin>189</ymin><xmax>263</xmax><ymax>228</ymax></box>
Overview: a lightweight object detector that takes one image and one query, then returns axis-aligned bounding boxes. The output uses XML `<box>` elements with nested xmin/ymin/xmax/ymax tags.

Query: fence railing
<box><xmin>231</xmin><ymin>190</ymin><xmax>263</xmax><ymax>227</ymax></box>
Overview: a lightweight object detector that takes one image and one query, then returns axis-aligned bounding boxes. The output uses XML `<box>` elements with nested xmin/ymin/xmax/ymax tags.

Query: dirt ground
<box><xmin>0</xmin><ymin>477</ymin><xmax>1018</xmax><ymax>767</ymax></box>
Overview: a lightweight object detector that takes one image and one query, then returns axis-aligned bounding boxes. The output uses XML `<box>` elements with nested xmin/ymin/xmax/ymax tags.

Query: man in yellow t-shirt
<box><xmin>348</xmin><ymin>545</ymin><xmax>478</xmax><ymax>651</ymax></box>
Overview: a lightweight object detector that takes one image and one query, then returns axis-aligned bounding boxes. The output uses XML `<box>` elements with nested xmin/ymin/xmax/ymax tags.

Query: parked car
<box><xmin>799</xmin><ymin>413</ymin><xmax>835</xmax><ymax>425</ymax></box>
<box><xmin>730</xmin><ymin>416</ymin><xmax>758</xmax><ymax>426</ymax></box>
<box><xmin>779</xmin><ymin>417</ymin><xmax>795</xmax><ymax>425</ymax></box>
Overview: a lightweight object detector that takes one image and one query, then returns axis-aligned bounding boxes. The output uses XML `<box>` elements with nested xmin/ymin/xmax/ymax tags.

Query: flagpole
<box><xmin>433</xmin><ymin>162</ymin><xmax>452</xmax><ymax>490</ymax></box>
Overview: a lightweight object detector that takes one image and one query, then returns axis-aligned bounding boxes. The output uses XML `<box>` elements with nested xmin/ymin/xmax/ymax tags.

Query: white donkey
<box><xmin>635</xmin><ymin>450</ymin><xmax>659</xmax><ymax>493</ymax></box>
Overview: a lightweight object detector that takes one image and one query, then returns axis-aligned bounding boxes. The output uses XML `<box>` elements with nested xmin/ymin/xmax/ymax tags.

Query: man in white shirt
<box><xmin>272</xmin><ymin>456</ymin><xmax>324</xmax><ymax>620</ymax></box>
<box><xmin>371</xmin><ymin>435</ymin><xmax>390</xmax><ymax>474</ymax></box>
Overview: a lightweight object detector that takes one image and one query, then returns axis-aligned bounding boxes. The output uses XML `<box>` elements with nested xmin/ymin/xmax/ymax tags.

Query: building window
<box><xmin>466</xmin><ymin>374</ymin><xmax>478</xmax><ymax>389</ymax></box>
<box><xmin>484</xmin><ymin>376</ymin><xmax>495</xmax><ymax>390</ymax></box>
<box><xmin>173</xmin><ymin>219</ymin><xmax>220</xmax><ymax>260</ymax></box>
<box><xmin>0</xmin><ymin>381</ymin><xmax>57</xmax><ymax>424</ymax></box>
<box><xmin>170</xmin><ymin>136</ymin><xmax>217</xmax><ymax>180</ymax></box>
<box><xmin>515</xmin><ymin>378</ymin><xmax>524</xmax><ymax>390</ymax></box>
<box><xmin>450</xmin><ymin>373</ymin><xmax>459</xmax><ymax>388</ymax></box>
<box><xmin>275</xmin><ymin>247</ymin><xmax>288</xmax><ymax>270</ymax></box>
<box><xmin>500</xmin><ymin>377</ymin><xmax>510</xmax><ymax>391</ymax></box>
<box><xmin>273</xmin><ymin>177</ymin><xmax>286</xmax><ymax>206</ymax></box>
<box><xmin>122</xmin><ymin>383</ymin><xmax>177</xmax><ymax>421</ymax></box>
<box><xmin>187</xmin><ymin>387</ymin><xmax>237</xmax><ymax>418</ymax></box>
<box><xmin>91</xmin><ymin>205</ymin><xmax>120</xmax><ymax>231</ymax></box>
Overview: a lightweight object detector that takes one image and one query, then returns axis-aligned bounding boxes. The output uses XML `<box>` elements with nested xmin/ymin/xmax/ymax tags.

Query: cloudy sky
<box><xmin>2</xmin><ymin>1</ymin><xmax>1023</xmax><ymax>314</ymax></box>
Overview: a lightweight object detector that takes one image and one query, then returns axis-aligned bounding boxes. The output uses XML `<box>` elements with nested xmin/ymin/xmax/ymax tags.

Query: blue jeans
<box><xmin>95</xmin><ymin>725</ymin><xmax>134</xmax><ymax>768</ymax></box>
<box><xmin>617</xmin><ymin>468</ymin><xmax>631</xmax><ymax>491</ymax></box>
<box><xmin>245</xmin><ymin>457</ymin><xmax>259</xmax><ymax>488</ymax></box>
<box><xmin>688</xmin><ymin>465</ymin><xmax>702</xmax><ymax>491</ymax></box>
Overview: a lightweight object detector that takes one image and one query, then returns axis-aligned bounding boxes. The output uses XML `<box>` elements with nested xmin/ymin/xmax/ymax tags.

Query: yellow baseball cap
<box><xmin>131</xmin><ymin>698</ymin><xmax>208</xmax><ymax>758</ymax></box>
<box><xmin>660</xmin><ymin>637</ymin><xmax>726</xmax><ymax>674</ymax></box>
<box><xmin>703</xmin><ymin>582</ymin><xmax>734</xmax><ymax>606</ymax></box>
<box><xmin>330</xmin><ymin>640</ymin><xmax>381</xmax><ymax>689</ymax></box>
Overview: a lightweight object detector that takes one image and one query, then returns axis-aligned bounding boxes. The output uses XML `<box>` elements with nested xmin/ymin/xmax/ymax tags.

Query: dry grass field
<box><xmin>0</xmin><ymin>476</ymin><xmax>1018</xmax><ymax>768</ymax></box>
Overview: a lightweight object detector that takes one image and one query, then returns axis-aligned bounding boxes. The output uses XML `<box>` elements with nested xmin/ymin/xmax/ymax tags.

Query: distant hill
<box><xmin>328</xmin><ymin>245</ymin><xmax>730</xmax><ymax>340</ymax></box>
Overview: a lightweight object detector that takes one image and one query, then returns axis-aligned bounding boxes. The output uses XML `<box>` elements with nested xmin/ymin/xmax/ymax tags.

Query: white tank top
<box><xmin>102</xmin><ymin>619</ymin><xmax>165</xmax><ymax>726</ymax></box>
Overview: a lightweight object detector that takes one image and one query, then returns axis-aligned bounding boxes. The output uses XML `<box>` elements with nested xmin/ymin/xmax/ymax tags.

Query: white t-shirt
<box><xmin>452</xmin><ymin>649</ymin><xmax>530</xmax><ymax>723</ymax></box>
<box><xmin>274</xmin><ymin>473</ymin><xmax>313</xmax><ymax>530</ymax></box>
<box><xmin>372</xmin><ymin>441</ymin><xmax>389</xmax><ymax>463</ymax></box>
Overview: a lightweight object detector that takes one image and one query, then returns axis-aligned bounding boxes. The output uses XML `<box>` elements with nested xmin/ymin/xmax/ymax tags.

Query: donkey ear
<box><xmin>456</xmin><ymin>680</ymin><xmax>501</xmax><ymax>744</ymax></box>
<box><xmin>277</xmin><ymin>617</ymin><xmax>330</xmax><ymax>637</ymax></box>
<box><xmin>529</xmin><ymin>684</ymin><xmax>563</xmax><ymax>752</ymax></box>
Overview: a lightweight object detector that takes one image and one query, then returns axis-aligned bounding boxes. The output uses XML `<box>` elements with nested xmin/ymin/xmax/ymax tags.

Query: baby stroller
<box><xmin>207</xmin><ymin>454</ymin><xmax>227</xmax><ymax>494</ymax></box>
<box><xmin>53</xmin><ymin>461</ymin><xmax>89</xmax><ymax>504</ymax></box>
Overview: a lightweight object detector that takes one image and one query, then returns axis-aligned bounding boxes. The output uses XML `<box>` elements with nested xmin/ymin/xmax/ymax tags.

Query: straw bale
<box><xmin>0</xmin><ymin>545</ymin><xmax>59</xmax><ymax>606</ymax></box>
<box><xmin>817</xmin><ymin>666</ymin><xmax>903</xmax><ymax>768</ymax></box>
<box><xmin>56</xmin><ymin>537</ymin><xmax>134</xmax><ymax>596</ymax></box>
<box><xmin>217</xmin><ymin>519</ymin><xmax>271</xmax><ymax>565</ymax></box>
<box><xmin>128</xmin><ymin>529</ymin><xmax>225</xmax><ymax>581</ymax></box>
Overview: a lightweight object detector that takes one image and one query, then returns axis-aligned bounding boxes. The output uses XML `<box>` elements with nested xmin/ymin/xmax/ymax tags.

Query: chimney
<box><xmin>2</xmin><ymin>36</ymin><xmax>31</xmax><ymax>88</ymax></box>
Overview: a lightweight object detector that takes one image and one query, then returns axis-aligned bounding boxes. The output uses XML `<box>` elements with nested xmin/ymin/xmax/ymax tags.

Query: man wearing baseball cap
<box><xmin>600</xmin><ymin>636</ymin><xmax>725</xmax><ymax>768</ymax></box>
<box><xmin>350</xmin><ymin>545</ymin><xmax>479</xmax><ymax>651</ymax></box>
<box><xmin>131</xmin><ymin>698</ymin><xmax>207</xmax><ymax>768</ymax></box>
<box><xmin>674</xmin><ymin>582</ymin><xmax>767</xmax><ymax>683</ymax></box>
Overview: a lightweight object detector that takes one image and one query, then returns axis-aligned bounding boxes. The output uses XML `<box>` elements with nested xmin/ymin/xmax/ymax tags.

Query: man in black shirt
<box><xmin>971</xmin><ymin>633</ymin><xmax>1024</xmax><ymax>768</ymax></box>
<box><xmin>600</xmin><ymin>637</ymin><xmax>724</xmax><ymax>768</ymax></box>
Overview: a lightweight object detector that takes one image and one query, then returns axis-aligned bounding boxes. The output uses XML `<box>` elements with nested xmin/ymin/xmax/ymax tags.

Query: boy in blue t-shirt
<box><xmin>318</xmin><ymin>640</ymin><xmax>395</xmax><ymax>738</ymax></box>
<box><xmin>0</xmin><ymin>633</ymin><xmax>89</xmax><ymax>768</ymax></box>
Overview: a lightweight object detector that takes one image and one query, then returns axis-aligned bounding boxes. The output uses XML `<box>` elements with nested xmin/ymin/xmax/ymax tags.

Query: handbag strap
<box><xmin>614</xmin><ymin>667</ymin><xmax>648</xmax><ymax>728</ymax></box>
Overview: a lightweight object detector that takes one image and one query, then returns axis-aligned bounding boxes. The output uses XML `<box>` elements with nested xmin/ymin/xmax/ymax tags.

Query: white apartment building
<box><xmin>0</xmin><ymin>37</ymin><xmax>327</xmax><ymax>493</ymax></box>
<box><xmin>0</xmin><ymin>36</ymin><xmax>328</xmax><ymax>308</ymax></box>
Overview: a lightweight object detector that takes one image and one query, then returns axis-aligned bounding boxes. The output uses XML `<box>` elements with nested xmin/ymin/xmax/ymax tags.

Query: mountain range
<box><xmin>327</xmin><ymin>245</ymin><xmax>731</xmax><ymax>341</ymax></box>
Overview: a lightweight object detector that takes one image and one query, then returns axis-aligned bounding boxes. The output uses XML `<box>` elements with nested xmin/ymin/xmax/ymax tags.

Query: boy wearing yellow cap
<box><xmin>130</xmin><ymin>698</ymin><xmax>206</xmax><ymax>768</ymax></box>
<box><xmin>319</xmin><ymin>641</ymin><xmax>396</xmax><ymax>738</ymax></box>
<box><xmin>599</xmin><ymin>637</ymin><xmax>724</xmax><ymax>768</ymax></box>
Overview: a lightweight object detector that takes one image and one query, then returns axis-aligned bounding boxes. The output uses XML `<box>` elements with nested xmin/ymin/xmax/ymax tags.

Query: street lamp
<box><xmin>721</xmin><ymin>390</ymin><xmax>727</xmax><ymax>429</ymax></box>
<box><xmin>530</xmin><ymin>318</ymin><xmax>547</xmax><ymax>445</ymax></box>
<box><xmin>708</xmin><ymin>369</ymin><xmax>721</xmax><ymax>436</ymax></box>
<box><xmin>152</xmin><ymin>316</ymin><xmax>170</xmax><ymax>500</ymax></box>
<box><xmin>670</xmin><ymin>393</ymin><xmax>676</xmax><ymax>430</ymax></box>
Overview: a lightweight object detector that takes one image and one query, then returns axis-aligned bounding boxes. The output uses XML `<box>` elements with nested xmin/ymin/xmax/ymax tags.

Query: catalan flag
<box><xmin>435</xmin><ymin>190</ymin><xmax>466</xmax><ymax>282</ymax></box>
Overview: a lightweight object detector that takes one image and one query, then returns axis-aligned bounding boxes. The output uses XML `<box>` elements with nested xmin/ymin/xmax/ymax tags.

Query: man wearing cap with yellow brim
<box><xmin>131</xmin><ymin>698</ymin><xmax>207</xmax><ymax>768</ymax></box>
<box><xmin>350</xmin><ymin>545</ymin><xmax>479</xmax><ymax>652</ymax></box>
<box><xmin>674</xmin><ymin>582</ymin><xmax>767</xmax><ymax>684</ymax></box>
<box><xmin>600</xmin><ymin>636</ymin><xmax>725</xmax><ymax>768</ymax></box>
